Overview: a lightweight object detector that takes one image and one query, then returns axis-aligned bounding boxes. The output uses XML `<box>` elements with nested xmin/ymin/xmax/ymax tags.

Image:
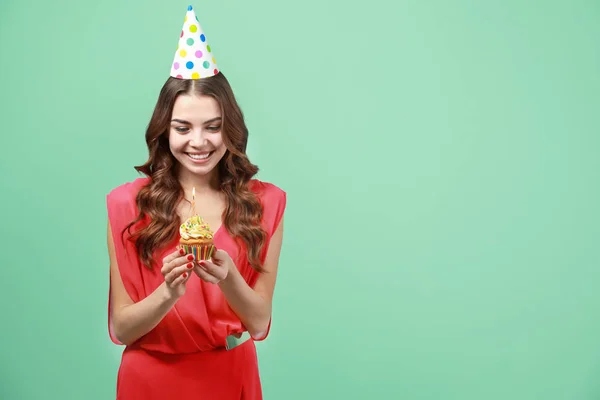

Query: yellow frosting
<box><xmin>179</xmin><ymin>215</ymin><xmax>214</xmax><ymax>240</ymax></box>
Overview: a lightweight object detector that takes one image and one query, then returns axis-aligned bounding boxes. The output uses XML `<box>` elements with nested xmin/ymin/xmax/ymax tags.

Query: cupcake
<box><xmin>177</xmin><ymin>215</ymin><xmax>215</xmax><ymax>260</ymax></box>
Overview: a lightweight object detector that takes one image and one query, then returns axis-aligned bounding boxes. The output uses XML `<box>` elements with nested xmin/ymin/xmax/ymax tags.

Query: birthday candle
<box><xmin>193</xmin><ymin>187</ymin><xmax>197</xmax><ymax>214</ymax></box>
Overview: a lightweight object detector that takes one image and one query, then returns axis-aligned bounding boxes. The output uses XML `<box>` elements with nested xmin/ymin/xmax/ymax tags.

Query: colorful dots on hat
<box><xmin>169</xmin><ymin>5</ymin><xmax>220</xmax><ymax>80</ymax></box>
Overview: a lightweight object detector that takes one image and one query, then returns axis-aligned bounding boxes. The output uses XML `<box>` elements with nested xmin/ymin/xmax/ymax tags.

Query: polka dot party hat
<box><xmin>170</xmin><ymin>5</ymin><xmax>219</xmax><ymax>80</ymax></box>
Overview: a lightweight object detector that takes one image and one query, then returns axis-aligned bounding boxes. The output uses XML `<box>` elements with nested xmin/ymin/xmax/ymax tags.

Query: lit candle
<box><xmin>192</xmin><ymin>187</ymin><xmax>196</xmax><ymax>215</ymax></box>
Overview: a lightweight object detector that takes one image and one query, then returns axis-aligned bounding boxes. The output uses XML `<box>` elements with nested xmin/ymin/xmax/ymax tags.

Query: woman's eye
<box><xmin>174</xmin><ymin>127</ymin><xmax>189</xmax><ymax>133</ymax></box>
<box><xmin>207</xmin><ymin>126</ymin><xmax>221</xmax><ymax>132</ymax></box>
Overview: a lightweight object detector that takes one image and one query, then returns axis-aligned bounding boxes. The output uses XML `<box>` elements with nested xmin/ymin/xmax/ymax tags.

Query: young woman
<box><xmin>105</xmin><ymin>6</ymin><xmax>286</xmax><ymax>399</ymax></box>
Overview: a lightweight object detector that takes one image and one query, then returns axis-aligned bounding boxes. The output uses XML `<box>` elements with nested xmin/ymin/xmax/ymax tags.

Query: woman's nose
<box><xmin>189</xmin><ymin>129</ymin><xmax>208</xmax><ymax>146</ymax></box>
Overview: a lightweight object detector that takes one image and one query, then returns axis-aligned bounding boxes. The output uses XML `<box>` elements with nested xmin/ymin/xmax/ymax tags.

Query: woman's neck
<box><xmin>177</xmin><ymin>167</ymin><xmax>220</xmax><ymax>194</ymax></box>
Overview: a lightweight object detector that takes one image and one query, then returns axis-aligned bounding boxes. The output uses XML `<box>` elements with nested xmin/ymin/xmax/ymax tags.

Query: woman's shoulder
<box><xmin>249</xmin><ymin>179</ymin><xmax>287</xmax><ymax>228</ymax></box>
<box><xmin>249</xmin><ymin>178</ymin><xmax>286</xmax><ymax>201</ymax></box>
<box><xmin>106</xmin><ymin>176</ymin><xmax>151</xmax><ymax>205</ymax></box>
<box><xmin>106</xmin><ymin>176</ymin><xmax>284</xmax><ymax>206</ymax></box>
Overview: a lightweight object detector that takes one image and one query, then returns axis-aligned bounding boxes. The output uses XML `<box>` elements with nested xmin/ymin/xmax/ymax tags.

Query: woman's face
<box><xmin>168</xmin><ymin>94</ymin><xmax>227</xmax><ymax>177</ymax></box>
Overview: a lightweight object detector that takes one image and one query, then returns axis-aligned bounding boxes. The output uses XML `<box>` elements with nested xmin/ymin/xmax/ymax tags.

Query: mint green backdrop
<box><xmin>1</xmin><ymin>0</ymin><xmax>599</xmax><ymax>399</ymax></box>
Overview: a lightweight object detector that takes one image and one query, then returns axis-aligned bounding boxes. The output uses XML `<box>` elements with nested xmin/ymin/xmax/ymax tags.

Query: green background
<box><xmin>1</xmin><ymin>0</ymin><xmax>599</xmax><ymax>399</ymax></box>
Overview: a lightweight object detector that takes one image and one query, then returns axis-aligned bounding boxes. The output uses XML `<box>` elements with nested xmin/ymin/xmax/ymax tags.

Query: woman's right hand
<box><xmin>160</xmin><ymin>249</ymin><xmax>195</xmax><ymax>299</ymax></box>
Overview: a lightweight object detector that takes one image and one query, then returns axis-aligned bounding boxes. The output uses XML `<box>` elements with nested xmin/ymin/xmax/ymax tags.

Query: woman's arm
<box><xmin>215</xmin><ymin>218</ymin><xmax>284</xmax><ymax>339</ymax></box>
<box><xmin>108</xmin><ymin>220</ymin><xmax>190</xmax><ymax>345</ymax></box>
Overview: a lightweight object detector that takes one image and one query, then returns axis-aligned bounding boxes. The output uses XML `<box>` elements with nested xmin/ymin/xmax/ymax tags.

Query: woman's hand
<box><xmin>160</xmin><ymin>248</ymin><xmax>195</xmax><ymax>298</ymax></box>
<box><xmin>194</xmin><ymin>248</ymin><xmax>234</xmax><ymax>284</ymax></box>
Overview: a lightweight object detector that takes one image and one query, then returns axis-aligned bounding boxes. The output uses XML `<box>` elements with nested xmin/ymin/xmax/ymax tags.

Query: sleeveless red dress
<box><xmin>106</xmin><ymin>177</ymin><xmax>287</xmax><ymax>399</ymax></box>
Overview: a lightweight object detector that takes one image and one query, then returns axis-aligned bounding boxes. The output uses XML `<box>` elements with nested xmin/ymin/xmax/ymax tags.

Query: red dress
<box><xmin>106</xmin><ymin>177</ymin><xmax>287</xmax><ymax>399</ymax></box>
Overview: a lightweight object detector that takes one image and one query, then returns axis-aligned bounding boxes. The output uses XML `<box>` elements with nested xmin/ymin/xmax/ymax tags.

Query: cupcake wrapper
<box><xmin>178</xmin><ymin>243</ymin><xmax>215</xmax><ymax>260</ymax></box>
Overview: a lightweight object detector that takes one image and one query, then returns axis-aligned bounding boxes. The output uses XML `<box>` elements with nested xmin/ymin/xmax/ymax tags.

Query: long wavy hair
<box><xmin>121</xmin><ymin>72</ymin><xmax>267</xmax><ymax>273</ymax></box>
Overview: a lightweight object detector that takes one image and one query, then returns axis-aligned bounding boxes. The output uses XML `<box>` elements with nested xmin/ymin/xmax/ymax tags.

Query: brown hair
<box><xmin>121</xmin><ymin>73</ymin><xmax>267</xmax><ymax>272</ymax></box>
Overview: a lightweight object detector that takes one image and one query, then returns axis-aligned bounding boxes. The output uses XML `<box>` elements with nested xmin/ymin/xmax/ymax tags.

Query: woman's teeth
<box><xmin>188</xmin><ymin>152</ymin><xmax>212</xmax><ymax>160</ymax></box>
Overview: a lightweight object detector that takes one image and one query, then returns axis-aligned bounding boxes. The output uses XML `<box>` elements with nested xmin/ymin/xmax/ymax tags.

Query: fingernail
<box><xmin>183</xmin><ymin>272</ymin><xmax>187</xmax><ymax>278</ymax></box>
<box><xmin>179</xmin><ymin>249</ymin><xmax>185</xmax><ymax>255</ymax></box>
<box><xmin>187</xmin><ymin>254</ymin><xmax>194</xmax><ymax>261</ymax></box>
<box><xmin>187</xmin><ymin>263</ymin><xmax>193</xmax><ymax>269</ymax></box>
<box><xmin>199</xmin><ymin>261</ymin><xmax>205</xmax><ymax>266</ymax></box>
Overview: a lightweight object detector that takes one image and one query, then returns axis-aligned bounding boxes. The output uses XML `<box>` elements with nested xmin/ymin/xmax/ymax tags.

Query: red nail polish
<box><xmin>179</xmin><ymin>249</ymin><xmax>185</xmax><ymax>255</ymax></box>
<box><xmin>183</xmin><ymin>272</ymin><xmax>187</xmax><ymax>278</ymax></box>
<box><xmin>187</xmin><ymin>254</ymin><xmax>194</xmax><ymax>261</ymax></box>
<box><xmin>187</xmin><ymin>263</ymin><xmax>193</xmax><ymax>269</ymax></box>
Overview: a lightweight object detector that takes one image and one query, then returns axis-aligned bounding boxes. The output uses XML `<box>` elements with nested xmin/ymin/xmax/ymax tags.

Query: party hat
<box><xmin>170</xmin><ymin>5</ymin><xmax>219</xmax><ymax>79</ymax></box>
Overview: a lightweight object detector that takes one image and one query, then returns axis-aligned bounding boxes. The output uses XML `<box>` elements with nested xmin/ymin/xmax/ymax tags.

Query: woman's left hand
<box><xmin>194</xmin><ymin>248</ymin><xmax>234</xmax><ymax>284</ymax></box>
